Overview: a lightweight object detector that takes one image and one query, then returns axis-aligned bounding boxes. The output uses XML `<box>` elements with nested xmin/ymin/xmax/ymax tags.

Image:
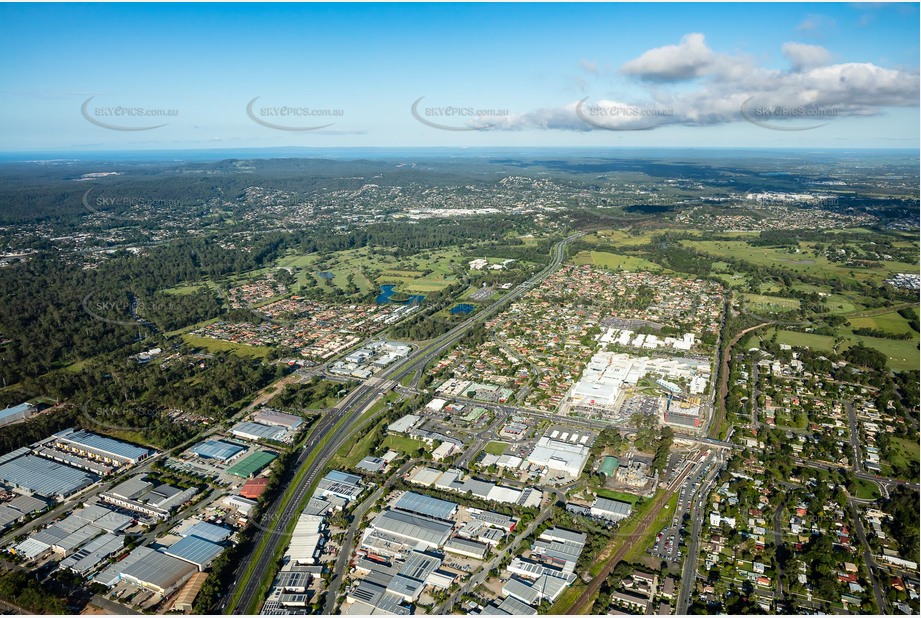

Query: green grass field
<box><xmin>161</xmin><ymin>281</ymin><xmax>220</xmax><ymax>296</ymax></box>
<box><xmin>848</xmin><ymin>311</ymin><xmax>915</xmax><ymax>335</ymax></box>
<box><xmin>595</xmin><ymin>488</ymin><xmax>641</xmax><ymax>504</ymax></box>
<box><xmin>181</xmin><ymin>334</ymin><xmax>271</xmax><ymax>359</ymax></box>
<box><xmin>748</xmin><ymin>328</ymin><xmax>919</xmax><ymax>371</ymax></box>
<box><xmin>571</xmin><ymin>250</ymin><xmax>665</xmax><ymax>272</ymax></box>
<box><xmin>742</xmin><ymin>293</ymin><xmax>800</xmax><ymax>313</ymax></box>
<box><xmin>548</xmin><ymin>582</ymin><xmax>587</xmax><ymax>614</ymax></box>
<box><xmin>483</xmin><ymin>441</ymin><xmax>507</xmax><ymax>456</ymax></box>
<box><xmin>851</xmin><ymin>478</ymin><xmax>881</xmax><ymax>501</ymax></box>
<box><xmin>884</xmin><ymin>437</ymin><xmax>920</xmax><ymax>474</ymax></box>
<box><xmin>381</xmin><ymin>434</ymin><xmax>426</xmax><ymax>455</ymax></box>
<box><xmin>681</xmin><ymin>239</ymin><xmax>918</xmax><ymax>285</ymax></box>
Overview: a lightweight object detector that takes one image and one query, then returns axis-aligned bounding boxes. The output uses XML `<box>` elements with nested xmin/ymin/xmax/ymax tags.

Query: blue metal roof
<box><xmin>190</xmin><ymin>439</ymin><xmax>245</xmax><ymax>461</ymax></box>
<box><xmin>393</xmin><ymin>491</ymin><xmax>458</xmax><ymax>521</ymax></box>
<box><xmin>0</xmin><ymin>403</ymin><xmax>33</xmax><ymax>421</ymax></box>
<box><xmin>163</xmin><ymin>535</ymin><xmax>224</xmax><ymax>567</ymax></box>
<box><xmin>185</xmin><ymin>521</ymin><xmax>232</xmax><ymax>543</ymax></box>
<box><xmin>0</xmin><ymin>454</ymin><xmax>97</xmax><ymax>498</ymax></box>
<box><xmin>55</xmin><ymin>429</ymin><xmax>152</xmax><ymax>462</ymax></box>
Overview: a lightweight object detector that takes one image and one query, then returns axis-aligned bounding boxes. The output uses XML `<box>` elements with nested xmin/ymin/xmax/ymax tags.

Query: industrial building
<box><xmin>253</xmin><ymin>409</ymin><xmax>303</xmax><ymax>430</ymax></box>
<box><xmin>59</xmin><ymin>533</ymin><xmax>124</xmax><ymax>575</ymax></box>
<box><xmin>285</xmin><ymin>514</ymin><xmax>326</xmax><ymax>565</ymax></box>
<box><xmin>445</xmin><ymin>537</ymin><xmax>488</xmax><ymax>559</ymax></box>
<box><xmin>393</xmin><ymin>491</ymin><xmax>458</xmax><ymax>521</ymax></box>
<box><xmin>0</xmin><ymin>448</ymin><xmax>97</xmax><ymax>499</ymax></box>
<box><xmin>345</xmin><ymin>550</ymin><xmax>448</xmax><ymax>614</ymax></box>
<box><xmin>189</xmin><ymin>439</ymin><xmax>246</xmax><ymax>461</ymax></box>
<box><xmin>240</xmin><ymin>477</ymin><xmax>270</xmax><ymax>499</ymax></box>
<box><xmin>163</xmin><ymin>535</ymin><xmax>225</xmax><ymax>570</ymax></box>
<box><xmin>317</xmin><ymin>470</ymin><xmax>363</xmax><ymax>503</ymax></box>
<box><xmin>222</xmin><ymin>494</ymin><xmax>258</xmax><ymax>517</ymax></box>
<box><xmin>0</xmin><ymin>494</ymin><xmax>47</xmax><ymax>530</ymax></box>
<box><xmin>502</xmin><ymin>575</ymin><xmax>570</xmax><ymax>605</ymax></box>
<box><xmin>0</xmin><ymin>402</ymin><xmax>36</xmax><ymax>427</ymax></box>
<box><xmin>169</xmin><ymin>571</ymin><xmax>210</xmax><ymax>612</ymax></box>
<box><xmin>227</xmin><ymin>450</ymin><xmax>277</xmax><ymax>479</ymax></box>
<box><xmin>406</xmin><ymin>466</ymin><xmax>542</xmax><ymax>507</ymax></box>
<box><xmin>51</xmin><ymin>428</ymin><xmax>152</xmax><ymax>466</ymax></box>
<box><xmin>531</xmin><ymin>528</ymin><xmax>587</xmax><ymax>574</ymax></box>
<box><xmin>117</xmin><ymin>546</ymin><xmax>198</xmax><ymax>596</ymax></box>
<box><xmin>527</xmin><ymin>434</ymin><xmax>591</xmax><ymax>477</ymax></box>
<box><xmin>590</xmin><ymin>497</ymin><xmax>633</xmax><ymax>522</ymax></box>
<box><xmin>356</xmin><ymin>456</ymin><xmax>388</xmax><ymax>474</ymax></box>
<box><xmin>99</xmin><ymin>476</ymin><xmax>197</xmax><ymax>521</ymax></box>
<box><xmin>365</xmin><ymin>510</ymin><xmax>453</xmax><ymax>552</ymax></box>
<box><xmin>230</xmin><ymin>421</ymin><xmax>290</xmax><ymax>443</ymax></box>
<box><xmin>388</xmin><ymin>414</ymin><xmax>421</xmax><ymax>435</ymax></box>
<box><xmin>178</xmin><ymin>520</ymin><xmax>233</xmax><ymax>543</ymax></box>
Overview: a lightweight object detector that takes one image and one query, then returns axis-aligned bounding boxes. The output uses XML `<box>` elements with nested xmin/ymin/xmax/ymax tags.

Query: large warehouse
<box><xmin>189</xmin><ymin>439</ymin><xmax>246</xmax><ymax>461</ymax></box>
<box><xmin>590</xmin><ymin>497</ymin><xmax>633</xmax><ymax>522</ymax></box>
<box><xmin>526</xmin><ymin>435</ymin><xmax>591</xmax><ymax>477</ymax></box>
<box><xmin>367</xmin><ymin>510</ymin><xmax>454</xmax><ymax>551</ymax></box>
<box><xmin>393</xmin><ymin>492</ymin><xmax>458</xmax><ymax>521</ymax></box>
<box><xmin>163</xmin><ymin>535</ymin><xmax>225</xmax><ymax>570</ymax></box>
<box><xmin>0</xmin><ymin>448</ymin><xmax>97</xmax><ymax>499</ymax></box>
<box><xmin>0</xmin><ymin>402</ymin><xmax>35</xmax><ymax>428</ymax></box>
<box><xmin>317</xmin><ymin>470</ymin><xmax>363</xmax><ymax>502</ymax></box>
<box><xmin>253</xmin><ymin>409</ymin><xmax>303</xmax><ymax>430</ymax></box>
<box><xmin>52</xmin><ymin>428</ymin><xmax>152</xmax><ymax>466</ymax></box>
<box><xmin>118</xmin><ymin>547</ymin><xmax>198</xmax><ymax>595</ymax></box>
<box><xmin>230</xmin><ymin>421</ymin><xmax>289</xmax><ymax>443</ymax></box>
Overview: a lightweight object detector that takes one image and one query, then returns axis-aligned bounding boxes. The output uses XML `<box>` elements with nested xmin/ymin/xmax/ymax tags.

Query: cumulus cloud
<box><xmin>782</xmin><ymin>42</ymin><xmax>833</xmax><ymax>71</ymax></box>
<box><xmin>469</xmin><ymin>34</ymin><xmax>919</xmax><ymax>132</ymax></box>
<box><xmin>620</xmin><ymin>33</ymin><xmax>715</xmax><ymax>81</ymax></box>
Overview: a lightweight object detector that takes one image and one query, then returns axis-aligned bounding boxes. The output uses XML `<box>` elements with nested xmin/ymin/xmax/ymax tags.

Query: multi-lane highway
<box><xmin>225</xmin><ymin>232</ymin><xmax>582</xmax><ymax>614</ymax></box>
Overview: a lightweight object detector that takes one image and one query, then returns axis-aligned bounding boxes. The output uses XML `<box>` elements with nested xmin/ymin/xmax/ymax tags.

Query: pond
<box><xmin>377</xmin><ymin>285</ymin><xmax>425</xmax><ymax>305</ymax></box>
<box><xmin>450</xmin><ymin>303</ymin><xmax>475</xmax><ymax>314</ymax></box>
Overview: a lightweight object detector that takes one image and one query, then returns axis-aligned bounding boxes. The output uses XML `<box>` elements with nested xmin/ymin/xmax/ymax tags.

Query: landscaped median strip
<box><xmin>230</xmin><ymin>384</ymin><xmax>403</xmax><ymax>614</ymax></box>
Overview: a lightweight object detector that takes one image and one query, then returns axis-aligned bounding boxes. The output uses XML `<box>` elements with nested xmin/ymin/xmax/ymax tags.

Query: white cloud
<box><xmin>782</xmin><ymin>42</ymin><xmax>833</xmax><ymax>71</ymax></box>
<box><xmin>620</xmin><ymin>33</ymin><xmax>715</xmax><ymax>82</ymax></box>
<box><xmin>472</xmin><ymin>35</ymin><xmax>919</xmax><ymax>132</ymax></box>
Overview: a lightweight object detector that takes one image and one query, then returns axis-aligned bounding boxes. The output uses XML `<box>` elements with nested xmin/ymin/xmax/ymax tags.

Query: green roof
<box><xmin>462</xmin><ymin>407</ymin><xmax>488</xmax><ymax>422</ymax></box>
<box><xmin>227</xmin><ymin>450</ymin><xmax>277</xmax><ymax>478</ymax></box>
<box><xmin>600</xmin><ymin>456</ymin><xmax>619</xmax><ymax>476</ymax></box>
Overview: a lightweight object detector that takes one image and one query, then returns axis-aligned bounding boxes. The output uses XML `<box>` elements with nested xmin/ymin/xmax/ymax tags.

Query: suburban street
<box><xmin>225</xmin><ymin>232</ymin><xmax>582</xmax><ymax>614</ymax></box>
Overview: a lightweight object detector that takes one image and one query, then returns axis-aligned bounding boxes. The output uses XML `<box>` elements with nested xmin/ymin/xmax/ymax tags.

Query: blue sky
<box><xmin>0</xmin><ymin>2</ymin><xmax>918</xmax><ymax>151</ymax></box>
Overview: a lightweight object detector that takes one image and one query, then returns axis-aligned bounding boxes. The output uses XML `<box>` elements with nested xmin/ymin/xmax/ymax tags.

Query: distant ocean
<box><xmin>0</xmin><ymin>146</ymin><xmax>916</xmax><ymax>164</ymax></box>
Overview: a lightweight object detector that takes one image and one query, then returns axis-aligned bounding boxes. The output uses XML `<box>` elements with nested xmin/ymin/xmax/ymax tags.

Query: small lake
<box><xmin>377</xmin><ymin>285</ymin><xmax>425</xmax><ymax>305</ymax></box>
<box><xmin>450</xmin><ymin>303</ymin><xmax>475</xmax><ymax>314</ymax></box>
<box><xmin>317</xmin><ymin>271</ymin><xmax>334</xmax><ymax>280</ymax></box>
